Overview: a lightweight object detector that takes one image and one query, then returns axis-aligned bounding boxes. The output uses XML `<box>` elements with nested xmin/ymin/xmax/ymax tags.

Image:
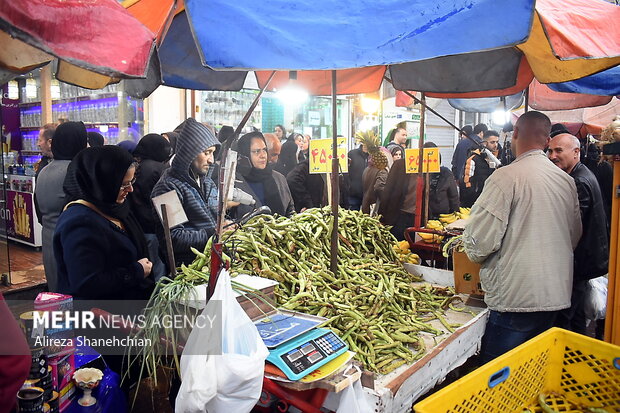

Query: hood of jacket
<box><xmin>171</xmin><ymin>118</ymin><xmax>220</xmax><ymax>182</ymax></box>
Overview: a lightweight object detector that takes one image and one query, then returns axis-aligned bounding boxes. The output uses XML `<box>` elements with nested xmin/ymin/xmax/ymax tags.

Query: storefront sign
<box><xmin>309</xmin><ymin>137</ymin><xmax>348</xmax><ymax>174</ymax></box>
<box><xmin>308</xmin><ymin>111</ymin><xmax>321</xmax><ymax>126</ymax></box>
<box><xmin>405</xmin><ymin>148</ymin><xmax>440</xmax><ymax>174</ymax></box>
<box><xmin>6</xmin><ymin>190</ymin><xmax>35</xmax><ymax>244</ymax></box>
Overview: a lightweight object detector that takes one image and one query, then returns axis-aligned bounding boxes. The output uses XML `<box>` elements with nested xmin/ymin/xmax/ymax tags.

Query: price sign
<box><xmin>309</xmin><ymin>137</ymin><xmax>348</xmax><ymax>174</ymax></box>
<box><xmin>405</xmin><ymin>148</ymin><xmax>440</xmax><ymax>173</ymax></box>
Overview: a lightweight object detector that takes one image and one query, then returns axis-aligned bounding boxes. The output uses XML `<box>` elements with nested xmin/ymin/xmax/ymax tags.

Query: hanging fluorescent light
<box><xmin>492</xmin><ymin>109</ymin><xmax>509</xmax><ymax>125</ymax></box>
<box><xmin>26</xmin><ymin>78</ymin><xmax>37</xmax><ymax>99</ymax></box>
<box><xmin>276</xmin><ymin>70</ymin><xmax>309</xmax><ymax>106</ymax></box>
<box><xmin>7</xmin><ymin>80</ymin><xmax>19</xmax><ymax>100</ymax></box>
<box><xmin>361</xmin><ymin>97</ymin><xmax>380</xmax><ymax>114</ymax></box>
<box><xmin>51</xmin><ymin>79</ymin><xmax>61</xmax><ymax>100</ymax></box>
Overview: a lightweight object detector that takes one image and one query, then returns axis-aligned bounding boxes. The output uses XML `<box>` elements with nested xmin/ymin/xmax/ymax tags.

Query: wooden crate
<box><xmin>237</xmin><ymin>285</ymin><xmax>277</xmax><ymax>320</ymax></box>
<box><xmin>452</xmin><ymin>251</ymin><xmax>483</xmax><ymax>296</ymax></box>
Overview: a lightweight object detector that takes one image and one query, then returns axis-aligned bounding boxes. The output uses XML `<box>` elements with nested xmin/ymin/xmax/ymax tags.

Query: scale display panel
<box><xmin>265</xmin><ymin>328</ymin><xmax>349</xmax><ymax>381</ymax></box>
<box><xmin>255</xmin><ymin>313</ymin><xmax>322</xmax><ymax>348</ymax></box>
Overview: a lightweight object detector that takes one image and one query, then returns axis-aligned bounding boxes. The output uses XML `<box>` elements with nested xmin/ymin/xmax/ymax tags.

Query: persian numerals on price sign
<box><xmin>309</xmin><ymin>137</ymin><xmax>348</xmax><ymax>174</ymax></box>
<box><xmin>405</xmin><ymin>148</ymin><xmax>440</xmax><ymax>173</ymax></box>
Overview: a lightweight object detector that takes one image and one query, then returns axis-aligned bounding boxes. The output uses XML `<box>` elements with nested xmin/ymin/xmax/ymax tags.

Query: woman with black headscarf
<box><xmin>34</xmin><ymin>121</ymin><xmax>88</xmax><ymax>292</ymax></box>
<box><xmin>130</xmin><ymin>134</ymin><xmax>171</xmax><ymax>233</ymax></box>
<box><xmin>129</xmin><ymin>134</ymin><xmax>171</xmax><ymax>280</ymax></box>
<box><xmin>231</xmin><ymin>132</ymin><xmax>294</xmax><ymax>220</ymax></box>
<box><xmin>274</xmin><ymin>133</ymin><xmax>304</xmax><ymax>177</ymax></box>
<box><xmin>54</xmin><ymin>146</ymin><xmax>153</xmax><ymax>300</ymax></box>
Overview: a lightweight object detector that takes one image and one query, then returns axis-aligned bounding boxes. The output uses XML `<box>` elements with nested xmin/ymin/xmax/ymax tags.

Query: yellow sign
<box><xmin>309</xmin><ymin>137</ymin><xmax>348</xmax><ymax>174</ymax></box>
<box><xmin>405</xmin><ymin>148</ymin><xmax>440</xmax><ymax>173</ymax></box>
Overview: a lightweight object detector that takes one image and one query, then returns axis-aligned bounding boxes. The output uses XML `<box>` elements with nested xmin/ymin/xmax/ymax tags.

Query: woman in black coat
<box><xmin>54</xmin><ymin>146</ymin><xmax>154</xmax><ymax>300</ymax></box>
<box><xmin>274</xmin><ymin>133</ymin><xmax>303</xmax><ymax>177</ymax></box>
<box><xmin>129</xmin><ymin>134</ymin><xmax>172</xmax><ymax>234</ymax></box>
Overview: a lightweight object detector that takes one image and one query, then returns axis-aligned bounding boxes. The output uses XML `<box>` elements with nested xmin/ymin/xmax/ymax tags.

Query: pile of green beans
<box><xmin>191</xmin><ymin>207</ymin><xmax>461</xmax><ymax>374</ymax></box>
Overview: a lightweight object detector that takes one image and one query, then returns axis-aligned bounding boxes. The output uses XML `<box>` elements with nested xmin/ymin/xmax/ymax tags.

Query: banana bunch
<box><xmin>439</xmin><ymin>212</ymin><xmax>458</xmax><ymax>225</ymax></box>
<box><xmin>456</xmin><ymin>207</ymin><xmax>471</xmax><ymax>220</ymax></box>
<box><xmin>393</xmin><ymin>240</ymin><xmax>420</xmax><ymax>264</ymax></box>
<box><xmin>393</xmin><ymin>240</ymin><xmax>411</xmax><ymax>254</ymax></box>
<box><xmin>417</xmin><ymin>219</ymin><xmax>443</xmax><ymax>243</ymax></box>
<box><xmin>426</xmin><ymin>220</ymin><xmax>443</xmax><ymax>230</ymax></box>
<box><xmin>401</xmin><ymin>252</ymin><xmax>420</xmax><ymax>265</ymax></box>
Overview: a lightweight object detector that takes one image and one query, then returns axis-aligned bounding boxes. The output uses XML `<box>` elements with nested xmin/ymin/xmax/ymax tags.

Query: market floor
<box><xmin>0</xmin><ymin>241</ymin><xmax>46</xmax><ymax>298</ymax></box>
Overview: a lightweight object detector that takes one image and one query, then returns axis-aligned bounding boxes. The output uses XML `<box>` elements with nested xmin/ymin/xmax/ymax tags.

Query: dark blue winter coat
<box><xmin>54</xmin><ymin>204</ymin><xmax>150</xmax><ymax>300</ymax></box>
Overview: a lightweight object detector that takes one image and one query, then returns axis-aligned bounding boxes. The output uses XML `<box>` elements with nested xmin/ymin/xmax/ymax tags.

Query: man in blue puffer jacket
<box><xmin>151</xmin><ymin>118</ymin><xmax>221</xmax><ymax>266</ymax></box>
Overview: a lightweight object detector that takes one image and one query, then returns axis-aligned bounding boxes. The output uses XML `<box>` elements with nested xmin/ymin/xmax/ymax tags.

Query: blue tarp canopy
<box><xmin>185</xmin><ymin>0</ymin><xmax>535</xmax><ymax>70</ymax></box>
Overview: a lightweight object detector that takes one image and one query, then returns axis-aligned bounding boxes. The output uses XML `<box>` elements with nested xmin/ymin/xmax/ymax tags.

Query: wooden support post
<box><xmin>160</xmin><ymin>204</ymin><xmax>176</xmax><ymax>277</ymax></box>
<box><xmin>40</xmin><ymin>65</ymin><xmax>52</xmax><ymax>125</ymax></box>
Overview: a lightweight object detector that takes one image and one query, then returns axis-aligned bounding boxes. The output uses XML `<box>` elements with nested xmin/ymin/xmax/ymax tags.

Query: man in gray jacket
<box><xmin>463</xmin><ymin>111</ymin><xmax>582</xmax><ymax>363</ymax></box>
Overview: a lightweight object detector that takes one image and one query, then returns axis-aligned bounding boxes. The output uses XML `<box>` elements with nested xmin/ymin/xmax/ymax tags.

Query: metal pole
<box><xmin>524</xmin><ymin>87</ymin><xmax>530</xmax><ymax>113</ymax></box>
<box><xmin>414</xmin><ymin>93</ymin><xmax>426</xmax><ymax>228</ymax></box>
<box><xmin>330</xmin><ymin>70</ymin><xmax>339</xmax><ymax>274</ymax></box>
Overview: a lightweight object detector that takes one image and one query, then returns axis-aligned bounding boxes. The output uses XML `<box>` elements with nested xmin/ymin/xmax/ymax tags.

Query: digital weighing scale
<box><xmin>255</xmin><ymin>312</ymin><xmax>349</xmax><ymax>381</ymax></box>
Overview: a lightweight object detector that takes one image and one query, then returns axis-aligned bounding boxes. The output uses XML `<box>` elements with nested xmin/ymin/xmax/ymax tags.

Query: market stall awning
<box><xmin>0</xmin><ymin>0</ymin><xmax>155</xmax><ymax>78</ymax></box>
<box><xmin>254</xmin><ymin>67</ymin><xmax>386</xmax><ymax>96</ymax></box>
<box><xmin>389</xmin><ymin>0</ymin><xmax>620</xmax><ymax>98</ymax></box>
<box><xmin>447</xmin><ymin>92</ymin><xmax>524</xmax><ymax>113</ymax></box>
<box><xmin>547</xmin><ymin>65</ymin><xmax>620</xmax><ymax>97</ymax></box>
<box><xmin>512</xmin><ymin>99</ymin><xmax>620</xmax><ymax>136</ymax></box>
<box><xmin>185</xmin><ymin>0</ymin><xmax>534</xmax><ymax>70</ymax></box>
<box><xmin>528</xmin><ymin>80</ymin><xmax>612</xmax><ymax>111</ymax></box>
<box><xmin>396</xmin><ymin>80</ymin><xmax>613</xmax><ymax>113</ymax></box>
<box><xmin>518</xmin><ymin>0</ymin><xmax>620</xmax><ymax>83</ymax></box>
<box><xmin>124</xmin><ymin>0</ymin><xmax>177</xmax><ymax>44</ymax></box>
<box><xmin>124</xmin><ymin>11</ymin><xmax>248</xmax><ymax>99</ymax></box>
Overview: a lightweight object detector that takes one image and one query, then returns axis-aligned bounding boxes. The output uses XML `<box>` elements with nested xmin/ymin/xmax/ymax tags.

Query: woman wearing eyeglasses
<box><xmin>53</xmin><ymin>146</ymin><xmax>154</xmax><ymax>300</ymax></box>
<box><xmin>231</xmin><ymin>132</ymin><xmax>295</xmax><ymax>220</ymax></box>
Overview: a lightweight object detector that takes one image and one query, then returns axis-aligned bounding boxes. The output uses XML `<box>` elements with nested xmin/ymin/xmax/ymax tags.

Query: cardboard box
<box><xmin>453</xmin><ymin>250</ymin><xmax>484</xmax><ymax>296</ymax></box>
<box><xmin>48</xmin><ymin>351</ymin><xmax>75</xmax><ymax>411</ymax></box>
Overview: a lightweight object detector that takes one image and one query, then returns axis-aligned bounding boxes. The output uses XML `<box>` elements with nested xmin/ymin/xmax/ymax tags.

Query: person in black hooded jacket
<box><xmin>151</xmin><ymin>119</ymin><xmax>221</xmax><ymax>266</ymax></box>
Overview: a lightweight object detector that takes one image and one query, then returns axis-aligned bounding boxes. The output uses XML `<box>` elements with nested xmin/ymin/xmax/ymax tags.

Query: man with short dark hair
<box><xmin>463</xmin><ymin>111</ymin><xmax>581</xmax><ymax>363</ymax></box>
<box><xmin>460</xmin><ymin>130</ymin><xmax>500</xmax><ymax>207</ymax></box>
<box><xmin>547</xmin><ymin>133</ymin><xmax>609</xmax><ymax>334</ymax></box>
<box><xmin>35</xmin><ymin>123</ymin><xmax>56</xmax><ymax>176</ymax></box>
<box><xmin>451</xmin><ymin>123</ymin><xmax>488</xmax><ymax>183</ymax></box>
<box><xmin>386</xmin><ymin>126</ymin><xmax>407</xmax><ymax>160</ymax></box>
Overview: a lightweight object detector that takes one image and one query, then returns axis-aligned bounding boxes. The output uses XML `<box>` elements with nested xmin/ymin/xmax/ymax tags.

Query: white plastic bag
<box><xmin>584</xmin><ymin>275</ymin><xmax>608</xmax><ymax>322</ymax></box>
<box><xmin>336</xmin><ymin>366</ymin><xmax>373</xmax><ymax>413</ymax></box>
<box><xmin>175</xmin><ymin>270</ymin><xmax>269</xmax><ymax>413</ymax></box>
